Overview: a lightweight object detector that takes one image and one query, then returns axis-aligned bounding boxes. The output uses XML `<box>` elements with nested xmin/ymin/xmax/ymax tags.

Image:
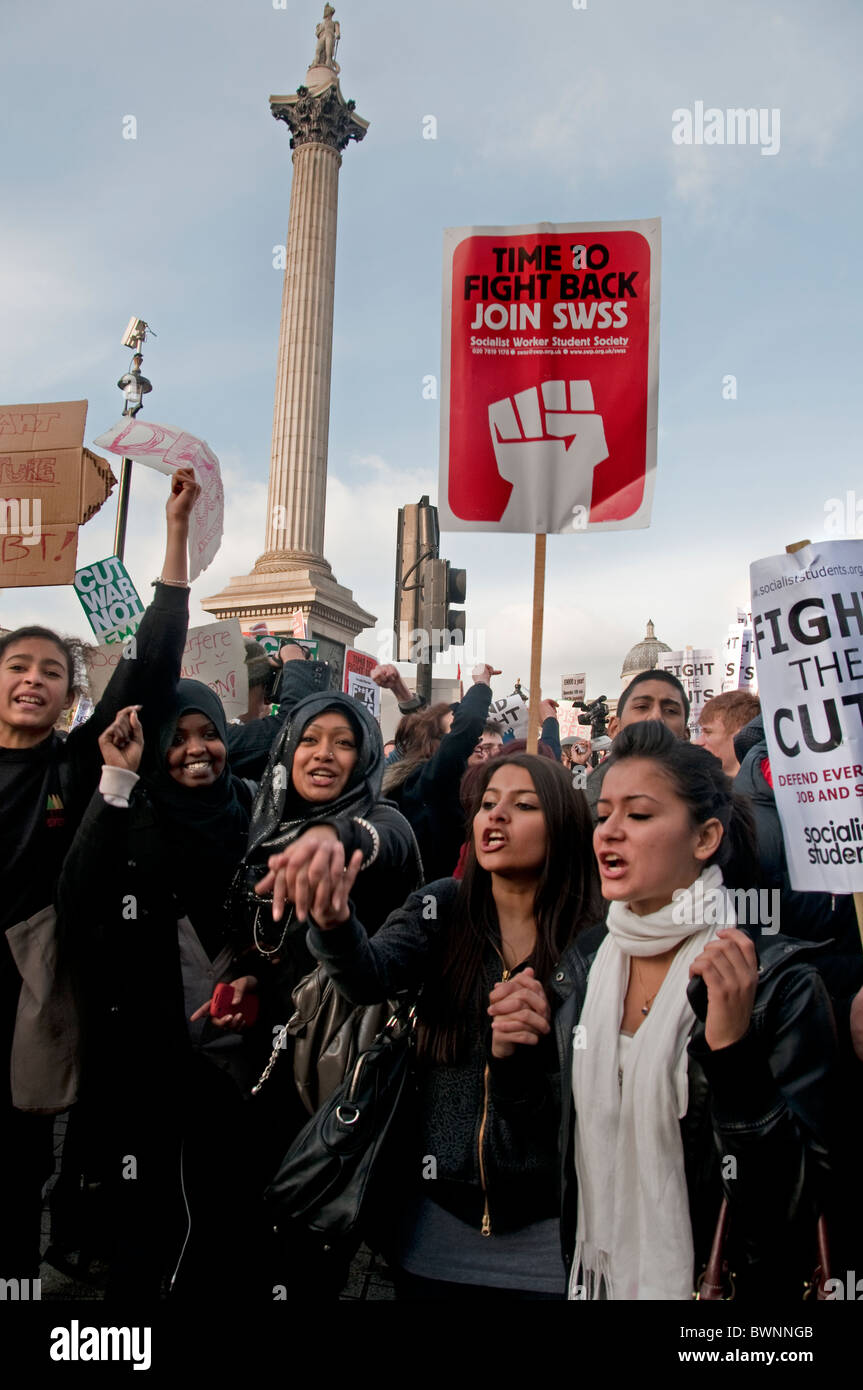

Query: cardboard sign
<box><xmin>656</xmin><ymin>647</ymin><xmax>719</xmax><ymax>736</ymax></box>
<box><xmin>750</xmin><ymin>540</ymin><xmax>863</xmax><ymax>893</ymax></box>
<box><xmin>92</xmin><ymin>418</ymin><xmax>223</xmax><ymax>581</ymax></box>
<box><xmin>487</xmin><ymin>694</ymin><xmax>531</xmax><ymax>738</ymax></box>
<box><xmin>343</xmin><ymin>648</ymin><xmax>380</xmax><ymax>721</ymax></box>
<box><xmin>0</xmin><ymin>400</ymin><xmax>115</xmax><ymax>587</ymax></box>
<box><xmin>439</xmin><ymin>221</ymin><xmax>661</xmax><ymax>534</ymax></box>
<box><xmin>561</xmin><ymin>672</ymin><xmax>586</xmax><ymax>703</ymax></box>
<box><xmin>74</xmin><ymin>555</ymin><xmax>145</xmax><ymax>644</ymax></box>
<box><xmin>86</xmin><ymin>619</ymin><xmax>250</xmax><ymax>722</ymax></box>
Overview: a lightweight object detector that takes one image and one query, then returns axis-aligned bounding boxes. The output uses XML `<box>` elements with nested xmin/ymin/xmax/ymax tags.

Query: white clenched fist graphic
<box><xmin>488</xmin><ymin>380</ymin><xmax>608</xmax><ymax>532</ymax></box>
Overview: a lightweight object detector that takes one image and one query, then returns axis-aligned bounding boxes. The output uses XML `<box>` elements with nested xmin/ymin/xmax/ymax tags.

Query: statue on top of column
<box><xmin>313</xmin><ymin>5</ymin><xmax>340</xmax><ymax>72</ymax></box>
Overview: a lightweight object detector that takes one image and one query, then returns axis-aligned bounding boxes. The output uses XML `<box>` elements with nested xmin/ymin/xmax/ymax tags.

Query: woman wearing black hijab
<box><xmin>238</xmin><ymin>690</ymin><xmax>422</xmax><ymax>1010</ymax></box>
<box><xmin>232</xmin><ymin>690</ymin><xmax>421</xmax><ymax>1296</ymax></box>
<box><xmin>56</xmin><ymin>681</ymin><xmax>267</xmax><ymax>1298</ymax></box>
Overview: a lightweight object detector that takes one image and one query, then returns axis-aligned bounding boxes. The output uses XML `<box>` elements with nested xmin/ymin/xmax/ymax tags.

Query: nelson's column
<box><xmin>203</xmin><ymin>7</ymin><xmax>375</xmax><ymax>675</ymax></box>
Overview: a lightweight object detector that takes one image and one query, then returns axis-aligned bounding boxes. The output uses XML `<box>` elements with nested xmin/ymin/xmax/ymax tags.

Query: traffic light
<box><xmin>394</xmin><ymin>497</ymin><xmax>466</xmax><ymax>662</ymax></box>
<box><xmin>393</xmin><ymin>497</ymin><xmax>438</xmax><ymax>660</ymax></box>
<box><xmin>424</xmin><ymin>557</ymin><xmax>467</xmax><ymax>653</ymax></box>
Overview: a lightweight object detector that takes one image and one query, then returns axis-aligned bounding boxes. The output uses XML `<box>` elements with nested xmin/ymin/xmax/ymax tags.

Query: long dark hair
<box><xmin>418</xmin><ymin>752</ymin><xmax>601</xmax><ymax>1064</ymax></box>
<box><xmin>603</xmin><ymin>720</ymin><xmax>759</xmax><ymax>891</ymax></box>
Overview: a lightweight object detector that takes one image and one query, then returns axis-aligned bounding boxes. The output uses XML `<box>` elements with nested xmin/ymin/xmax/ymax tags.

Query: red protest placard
<box><xmin>343</xmin><ymin>648</ymin><xmax>380</xmax><ymax>721</ymax></box>
<box><xmin>438</xmin><ymin>221</ymin><xmax>660</xmax><ymax>535</ymax></box>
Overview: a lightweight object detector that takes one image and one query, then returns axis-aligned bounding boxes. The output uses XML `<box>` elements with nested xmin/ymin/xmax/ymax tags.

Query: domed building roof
<box><xmin>621</xmin><ymin>619</ymin><xmax>671</xmax><ymax>680</ymax></box>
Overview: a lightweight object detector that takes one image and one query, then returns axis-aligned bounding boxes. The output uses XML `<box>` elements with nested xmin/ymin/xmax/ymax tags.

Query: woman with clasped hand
<box><xmin>559</xmin><ymin>720</ymin><xmax>837</xmax><ymax>1301</ymax></box>
<box><xmin>286</xmin><ymin>751</ymin><xmax>602</xmax><ymax>1300</ymax></box>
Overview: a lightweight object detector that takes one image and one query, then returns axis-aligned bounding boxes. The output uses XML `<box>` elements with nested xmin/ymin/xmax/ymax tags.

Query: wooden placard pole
<box><xmin>526</xmin><ymin>533</ymin><xmax>547</xmax><ymax>753</ymax></box>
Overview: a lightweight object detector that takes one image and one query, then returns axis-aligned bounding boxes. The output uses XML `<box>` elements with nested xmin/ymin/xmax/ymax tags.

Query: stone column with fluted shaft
<box><xmin>201</xmin><ymin>27</ymin><xmax>376</xmax><ymax>659</ymax></box>
<box><xmin>256</xmin><ymin>80</ymin><xmax>368</xmax><ymax>574</ymax></box>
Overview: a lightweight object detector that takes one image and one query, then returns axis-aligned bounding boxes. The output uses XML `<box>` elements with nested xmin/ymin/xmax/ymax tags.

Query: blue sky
<box><xmin>1</xmin><ymin>0</ymin><xmax>861</xmax><ymax>701</ymax></box>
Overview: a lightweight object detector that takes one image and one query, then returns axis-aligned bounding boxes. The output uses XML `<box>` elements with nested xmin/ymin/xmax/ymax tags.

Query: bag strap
<box><xmin>694</xmin><ymin>1197</ymin><xmax>733</xmax><ymax>1301</ymax></box>
<box><xmin>698</xmin><ymin>1199</ymin><xmax>834</xmax><ymax>1301</ymax></box>
<box><xmin>808</xmin><ymin>1213</ymin><xmax>833</xmax><ymax>1301</ymax></box>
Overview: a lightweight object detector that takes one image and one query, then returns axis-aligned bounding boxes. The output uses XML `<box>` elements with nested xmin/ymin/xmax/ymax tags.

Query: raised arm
<box><xmin>55</xmin><ymin>706</ymin><xmax>146</xmax><ymax>970</ymax></box>
<box><xmin>409</xmin><ymin>668</ymin><xmax>496</xmax><ymax>806</ymax></box>
<box><xmin>539</xmin><ymin>699</ymin><xmax>562</xmax><ymax>761</ymax></box>
<box><xmin>66</xmin><ymin>469</ymin><xmax>199</xmax><ymax>798</ymax></box>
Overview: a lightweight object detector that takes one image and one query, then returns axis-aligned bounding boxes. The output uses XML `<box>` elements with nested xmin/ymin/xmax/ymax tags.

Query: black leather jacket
<box><xmin>308</xmin><ymin>877</ymin><xmax>598</xmax><ymax>1234</ymax></box>
<box><xmin>556</xmin><ymin>926</ymin><xmax>838</xmax><ymax>1298</ymax></box>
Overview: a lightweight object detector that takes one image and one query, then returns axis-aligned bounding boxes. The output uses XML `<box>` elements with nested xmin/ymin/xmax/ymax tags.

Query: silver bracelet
<box><xmin>152</xmin><ymin>576</ymin><xmax>191</xmax><ymax>588</ymax></box>
<box><xmin>352</xmin><ymin>816</ymin><xmax>380</xmax><ymax>871</ymax></box>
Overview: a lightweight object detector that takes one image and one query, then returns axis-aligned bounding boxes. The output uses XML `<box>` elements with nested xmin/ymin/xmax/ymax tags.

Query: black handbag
<box><xmin>251</xmin><ymin>963</ymin><xmax>392</xmax><ymax>1116</ymax></box>
<box><xmin>288</xmin><ymin>965</ymin><xmax>392</xmax><ymax>1116</ymax></box>
<box><xmin>265</xmin><ymin>1003</ymin><xmax>417</xmax><ymax>1246</ymax></box>
<box><xmin>695</xmin><ymin>1197</ymin><xmax>833</xmax><ymax>1301</ymax></box>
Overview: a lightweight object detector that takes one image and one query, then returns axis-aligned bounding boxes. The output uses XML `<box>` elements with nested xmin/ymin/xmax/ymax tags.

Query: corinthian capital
<box><xmin>272</xmin><ymin>85</ymin><xmax>367</xmax><ymax>153</ymax></box>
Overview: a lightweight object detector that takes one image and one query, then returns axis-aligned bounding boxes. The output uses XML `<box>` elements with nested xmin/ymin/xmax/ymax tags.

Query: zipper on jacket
<box><xmin>478</xmin><ymin>1063</ymin><xmax>492</xmax><ymax>1235</ymax></box>
<box><xmin>478</xmin><ymin>964</ymin><xmax>510</xmax><ymax>1236</ymax></box>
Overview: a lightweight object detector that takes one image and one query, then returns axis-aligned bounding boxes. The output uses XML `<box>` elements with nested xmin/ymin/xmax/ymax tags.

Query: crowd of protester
<box><xmin>2</xmin><ymin>474</ymin><xmax>862</xmax><ymax>1301</ymax></box>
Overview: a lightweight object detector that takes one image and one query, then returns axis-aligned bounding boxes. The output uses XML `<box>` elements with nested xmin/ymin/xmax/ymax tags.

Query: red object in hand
<box><xmin>210</xmin><ymin>982</ymin><xmax>259</xmax><ymax>1026</ymax></box>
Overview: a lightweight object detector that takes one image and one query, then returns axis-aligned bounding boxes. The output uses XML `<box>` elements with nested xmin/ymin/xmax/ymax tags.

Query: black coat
<box><xmin>56</xmin><ymin>779</ymin><xmax>259</xmax><ymax>1108</ymax></box>
<box><xmin>2</xmin><ymin>582</ymin><xmax>188</xmax><ymax>1082</ymax></box>
<box><xmin>556</xmin><ymin>926</ymin><xmax>838</xmax><ymax>1298</ymax></box>
<box><xmin>308</xmin><ymin>877</ymin><xmax>596</xmax><ymax>1235</ymax></box>
<box><xmin>54</xmin><ymin>777</ymin><xmax>272</xmax><ymax>1297</ymax></box>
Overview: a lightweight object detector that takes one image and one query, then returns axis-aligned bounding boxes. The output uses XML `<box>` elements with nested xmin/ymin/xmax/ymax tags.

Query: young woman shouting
<box><xmin>290</xmin><ymin>752</ymin><xmax>601</xmax><ymax>1300</ymax></box>
<box><xmin>559</xmin><ymin>720</ymin><xmax>837</xmax><ymax>1300</ymax></box>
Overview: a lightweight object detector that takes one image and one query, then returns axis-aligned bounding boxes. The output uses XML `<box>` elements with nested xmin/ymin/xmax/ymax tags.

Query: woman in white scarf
<box><xmin>567</xmin><ymin>720</ymin><xmax>817</xmax><ymax>1301</ymax></box>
